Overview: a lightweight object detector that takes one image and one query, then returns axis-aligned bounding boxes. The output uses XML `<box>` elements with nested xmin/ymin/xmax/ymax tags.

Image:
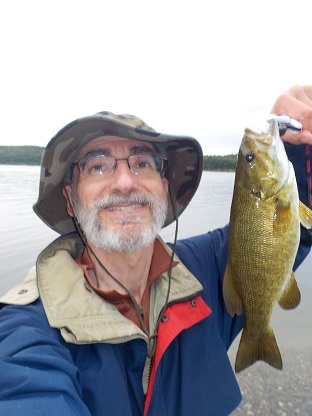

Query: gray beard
<box><xmin>74</xmin><ymin>191</ymin><xmax>168</xmax><ymax>253</ymax></box>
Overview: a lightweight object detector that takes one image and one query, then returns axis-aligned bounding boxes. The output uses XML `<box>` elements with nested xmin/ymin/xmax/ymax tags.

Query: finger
<box><xmin>303</xmin><ymin>85</ymin><xmax>312</xmax><ymax>101</ymax></box>
<box><xmin>291</xmin><ymin>84</ymin><xmax>312</xmax><ymax>102</ymax></box>
<box><xmin>271</xmin><ymin>85</ymin><xmax>312</xmax><ymax>112</ymax></box>
<box><xmin>271</xmin><ymin>85</ymin><xmax>312</xmax><ymax>138</ymax></box>
<box><xmin>282</xmin><ymin>128</ymin><xmax>312</xmax><ymax>145</ymax></box>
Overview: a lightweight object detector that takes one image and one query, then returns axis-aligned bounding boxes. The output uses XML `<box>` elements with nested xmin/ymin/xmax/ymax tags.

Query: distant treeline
<box><xmin>203</xmin><ymin>154</ymin><xmax>237</xmax><ymax>171</ymax></box>
<box><xmin>0</xmin><ymin>146</ymin><xmax>44</xmax><ymax>165</ymax></box>
<box><xmin>0</xmin><ymin>146</ymin><xmax>238</xmax><ymax>171</ymax></box>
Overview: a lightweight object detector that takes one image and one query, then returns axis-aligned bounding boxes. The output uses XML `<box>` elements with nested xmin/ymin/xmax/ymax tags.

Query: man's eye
<box><xmin>85</xmin><ymin>160</ymin><xmax>110</xmax><ymax>175</ymax></box>
<box><xmin>136</xmin><ymin>160</ymin><xmax>150</xmax><ymax>169</ymax></box>
<box><xmin>90</xmin><ymin>163</ymin><xmax>105</xmax><ymax>172</ymax></box>
<box><xmin>133</xmin><ymin>155</ymin><xmax>156</xmax><ymax>170</ymax></box>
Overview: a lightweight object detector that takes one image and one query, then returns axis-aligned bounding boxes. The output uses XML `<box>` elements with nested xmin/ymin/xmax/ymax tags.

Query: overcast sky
<box><xmin>1</xmin><ymin>0</ymin><xmax>311</xmax><ymax>155</ymax></box>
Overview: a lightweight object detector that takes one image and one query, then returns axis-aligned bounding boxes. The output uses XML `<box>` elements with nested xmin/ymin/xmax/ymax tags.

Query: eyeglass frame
<box><xmin>70</xmin><ymin>150</ymin><xmax>168</xmax><ymax>180</ymax></box>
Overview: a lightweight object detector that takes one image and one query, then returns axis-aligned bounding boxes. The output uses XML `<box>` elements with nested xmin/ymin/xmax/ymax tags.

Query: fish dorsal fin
<box><xmin>278</xmin><ymin>272</ymin><xmax>301</xmax><ymax>310</ymax></box>
<box><xmin>299</xmin><ymin>200</ymin><xmax>312</xmax><ymax>229</ymax></box>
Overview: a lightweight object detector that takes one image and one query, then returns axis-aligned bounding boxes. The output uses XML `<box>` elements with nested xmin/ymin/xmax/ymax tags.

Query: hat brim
<box><xmin>33</xmin><ymin>113</ymin><xmax>203</xmax><ymax>235</ymax></box>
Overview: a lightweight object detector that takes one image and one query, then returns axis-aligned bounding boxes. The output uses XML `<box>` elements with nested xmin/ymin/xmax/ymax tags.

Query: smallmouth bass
<box><xmin>223</xmin><ymin>119</ymin><xmax>312</xmax><ymax>373</ymax></box>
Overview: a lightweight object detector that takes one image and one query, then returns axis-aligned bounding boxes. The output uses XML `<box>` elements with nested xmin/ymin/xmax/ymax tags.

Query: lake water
<box><xmin>1</xmin><ymin>165</ymin><xmax>311</xmax><ymax>293</ymax></box>
<box><xmin>0</xmin><ymin>166</ymin><xmax>235</xmax><ymax>294</ymax></box>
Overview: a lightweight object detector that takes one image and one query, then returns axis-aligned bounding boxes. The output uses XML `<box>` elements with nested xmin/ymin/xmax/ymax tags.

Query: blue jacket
<box><xmin>0</xmin><ymin>143</ymin><xmax>311</xmax><ymax>416</ymax></box>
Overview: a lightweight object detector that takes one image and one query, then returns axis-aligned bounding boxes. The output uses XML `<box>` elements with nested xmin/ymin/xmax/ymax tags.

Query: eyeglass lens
<box><xmin>78</xmin><ymin>154</ymin><xmax>163</xmax><ymax>177</ymax></box>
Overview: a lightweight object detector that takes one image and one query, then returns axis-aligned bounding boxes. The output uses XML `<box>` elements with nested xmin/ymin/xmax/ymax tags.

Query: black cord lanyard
<box><xmin>63</xmin><ymin>181</ymin><xmax>179</xmax><ymax>348</ymax></box>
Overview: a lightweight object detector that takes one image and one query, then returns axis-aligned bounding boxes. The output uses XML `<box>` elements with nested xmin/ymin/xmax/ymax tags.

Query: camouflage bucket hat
<box><xmin>33</xmin><ymin>111</ymin><xmax>203</xmax><ymax>235</ymax></box>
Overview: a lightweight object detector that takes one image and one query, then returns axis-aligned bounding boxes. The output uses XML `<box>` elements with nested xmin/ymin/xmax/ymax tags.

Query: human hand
<box><xmin>271</xmin><ymin>85</ymin><xmax>312</xmax><ymax>145</ymax></box>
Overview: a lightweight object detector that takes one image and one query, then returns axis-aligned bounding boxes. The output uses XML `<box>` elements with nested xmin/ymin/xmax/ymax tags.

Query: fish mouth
<box><xmin>242</xmin><ymin>120</ymin><xmax>290</xmax><ymax>199</ymax></box>
<box><xmin>244</xmin><ymin>118</ymin><xmax>282</xmax><ymax>148</ymax></box>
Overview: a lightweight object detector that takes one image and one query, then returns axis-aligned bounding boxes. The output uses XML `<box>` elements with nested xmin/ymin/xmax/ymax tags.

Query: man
<box><xmin>0</xmin><ymin>85</ymin><xmax>312</xmax><ymax>415</ymax></box>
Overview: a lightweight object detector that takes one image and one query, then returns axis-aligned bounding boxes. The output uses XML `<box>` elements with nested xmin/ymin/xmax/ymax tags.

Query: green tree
<box><xmin>0</xmin><ymin>146</ymin><xmax>44</xmax><ymax>165</ymax></box>
<box><xmin>203</xmin><ymin>154</ymin><xmax>237</xmax><ymax>171</ymax></box>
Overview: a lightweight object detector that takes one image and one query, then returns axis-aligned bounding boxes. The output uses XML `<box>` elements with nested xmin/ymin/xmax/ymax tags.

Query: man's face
<box><xmin>64</xmin><ymin>136</ymin><xmax>169</xmax><ymax>252</ymax></box>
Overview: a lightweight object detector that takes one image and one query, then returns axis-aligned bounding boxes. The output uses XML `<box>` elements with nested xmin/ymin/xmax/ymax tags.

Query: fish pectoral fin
<box><xmin>235</xmin><ymin>328</ymin><xmax>282</xmax><ymax>373</ymax></box>
<box><xmin>223</xmin><ymin>263</ymin><xmax>243</xmax><ymax>317</ymax></box>
<box><xmin>299</xmin><ymin>200</ymin><xmax>312</xmax><ymax>229</ymax></box>
<box><xmin>278</xmin><ymin>271</ymin><xmax>301</xmax><ymax>310</ymax></box>
<box><xmin>276</xmin><ymin>196</ymin><xmax>290</xmax><ymax>209</ymax></box>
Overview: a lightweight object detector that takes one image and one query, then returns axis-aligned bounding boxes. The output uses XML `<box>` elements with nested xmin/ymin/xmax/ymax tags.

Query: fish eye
<box><xmin>245</xmin><ymin>153</ymin><xmax>254</xmax><ymax>162</ymax></box>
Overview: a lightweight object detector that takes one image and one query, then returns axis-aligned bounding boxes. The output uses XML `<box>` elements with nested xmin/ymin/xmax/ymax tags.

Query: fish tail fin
<box><xmin>235</xmin><ymin>329</ymin><xmax>282</xmax><ymax>373</ymax></box>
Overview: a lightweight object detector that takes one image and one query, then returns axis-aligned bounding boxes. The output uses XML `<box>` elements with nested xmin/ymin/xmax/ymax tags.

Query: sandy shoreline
<box><xmin>229</xmin><ymin>348</ymin><xmax>312</xmax><ymax>415</ymax></box>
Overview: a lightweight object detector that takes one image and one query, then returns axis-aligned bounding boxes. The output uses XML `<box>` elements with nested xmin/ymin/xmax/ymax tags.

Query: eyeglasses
<box><xmin>72</xmin><ymin>153</ymin><xmax>167</xmax><ymax>178</ymax></box>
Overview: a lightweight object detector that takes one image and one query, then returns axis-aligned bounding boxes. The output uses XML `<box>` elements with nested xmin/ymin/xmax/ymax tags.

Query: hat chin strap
<box><xmin>63</xmin><ymin>185</ymin><xmax>179</xmax><ymax>356</ymax></box>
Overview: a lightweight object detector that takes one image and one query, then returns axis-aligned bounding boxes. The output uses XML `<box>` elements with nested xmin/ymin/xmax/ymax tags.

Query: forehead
<box><xmin>77</xmin><ymin>135</ymin><xmax>154</xmax><ymax>159</ymax></box>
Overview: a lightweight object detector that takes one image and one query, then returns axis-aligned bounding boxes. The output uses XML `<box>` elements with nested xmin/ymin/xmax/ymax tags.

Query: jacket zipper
<box><xmin>146</xmin><ymin>291</ymin><xmax>202</xmax><ymax>384</ymax></box>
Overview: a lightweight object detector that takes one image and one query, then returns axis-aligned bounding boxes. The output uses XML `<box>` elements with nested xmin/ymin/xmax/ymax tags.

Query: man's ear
<box><xmin>162</xmin><ymin>176</ymin><xmax>169</xmax><ymax>196</ymax></box>
<box><xmin>62</xmin><ymin>185</ymin><xmax>76</xmax><ymax>217</ymax></box>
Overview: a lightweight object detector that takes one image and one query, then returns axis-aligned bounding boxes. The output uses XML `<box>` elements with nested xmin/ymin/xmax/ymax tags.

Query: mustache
<box><xmin>91</xmin><ymin>192</ymin><xmax>162</xmax><ymax>210</ymax></box>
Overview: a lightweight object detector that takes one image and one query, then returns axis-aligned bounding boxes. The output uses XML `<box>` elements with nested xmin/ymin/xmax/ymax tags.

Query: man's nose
<box><xmin>111</xmin><ymin>159</ymin><xmax>138</xmax><ymax>192</ymax></box>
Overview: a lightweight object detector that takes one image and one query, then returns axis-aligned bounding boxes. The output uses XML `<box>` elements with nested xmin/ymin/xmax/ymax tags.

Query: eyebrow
<box><xmin>130</xmin><ymin>145</ymin><xmax>155</xmax><ymax>155</ymax></box>
<box><xmin>82</xmin><ymin>145</ymin><xmax>155</xmax><ymax>159</ymax></box>
<box><xmin>82</xmin><ymin>149</ymin><xmax>111</xmax><ymax>159</ymax></box>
